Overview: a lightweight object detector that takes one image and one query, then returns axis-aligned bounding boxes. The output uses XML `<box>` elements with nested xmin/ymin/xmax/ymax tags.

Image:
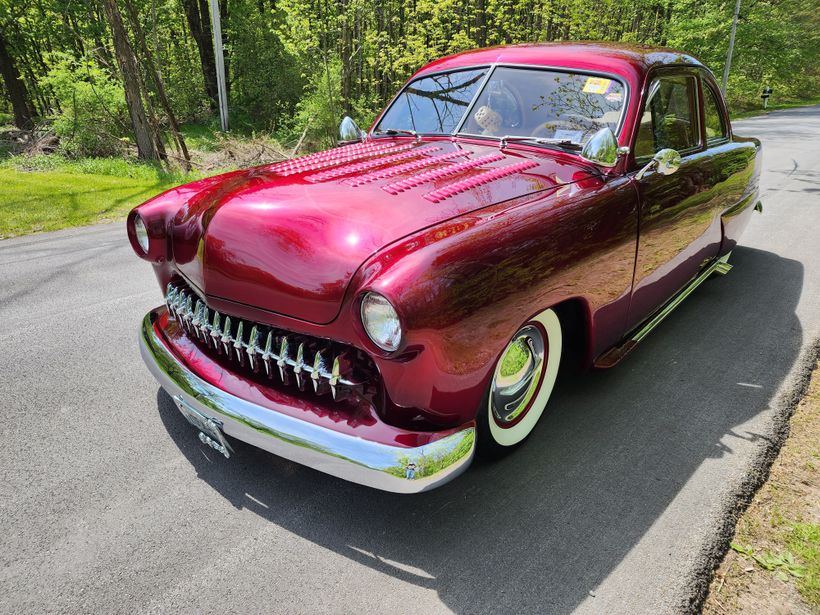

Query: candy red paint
<box><xmin>129</xmin><ymin>42</ymin><xmax>761</xmax><ymax>436</ymax></box>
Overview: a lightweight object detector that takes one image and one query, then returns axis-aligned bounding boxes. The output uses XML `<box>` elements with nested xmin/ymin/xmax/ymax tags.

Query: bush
<box><xmin>41</xmin><ymin>53</ymin><xmax>132</xmax><ymax>157</ymax></box>
<box><xmin>226</xmin><ymin>3</ymin><xmax>304</xmax><ymax>133</ymax></box>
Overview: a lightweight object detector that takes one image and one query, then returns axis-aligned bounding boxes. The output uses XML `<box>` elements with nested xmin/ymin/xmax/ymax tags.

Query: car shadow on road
<box><xmin>156</xmin><ymin>245</ymin><xmax>804</xmax><ymax>614</ymax></box>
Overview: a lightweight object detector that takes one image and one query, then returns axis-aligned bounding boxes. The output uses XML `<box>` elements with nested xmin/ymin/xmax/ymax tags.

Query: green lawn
<box><xmin>0</xmin><ymin>166</ymin><xmax>181</xmax><ymax>238</ymax></box>
<box><xmin>0</xmin><ymin>155</ymin><xmax>200</xmax><ymax>238</ymax></box>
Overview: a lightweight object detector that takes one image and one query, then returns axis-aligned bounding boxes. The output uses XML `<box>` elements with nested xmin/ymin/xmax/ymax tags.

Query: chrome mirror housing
<box><xmin>635</xmin><ymin>148</ymin><xmax>682</xmax><ymax>180</ymax></box>
<box><xmin>580</xmin><ymin>127</ymin><xmax>629</xmax><ymax>168</ymax></box>
<box><xmin>338</xmin><ymin>116</ymin><xmax>364</xmax><ymax>145</ymax></box>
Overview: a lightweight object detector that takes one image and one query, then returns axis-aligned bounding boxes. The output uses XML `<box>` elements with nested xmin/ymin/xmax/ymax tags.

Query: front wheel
<box><xmin>478</xmin><ymin>308</ymin><xmax>563</xmax><ymax>456</ymax></box>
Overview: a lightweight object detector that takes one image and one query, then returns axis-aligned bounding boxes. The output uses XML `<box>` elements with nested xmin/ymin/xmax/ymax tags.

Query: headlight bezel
<box><xmin>360</xmin><ymin>291</ymin><xmax>403</xmax><ymax>353</ymax></box>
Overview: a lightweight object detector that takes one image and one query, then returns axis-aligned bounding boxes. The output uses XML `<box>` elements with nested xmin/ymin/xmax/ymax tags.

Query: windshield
<box><xmin>375</xmin><ymin>68</ymin><xmax>489</xmax><ymax>135</ymax></box>
<box><xmin>375</xmin><ymin>66</ymin><xmax>626</xmax><ymax>146</ymax></box>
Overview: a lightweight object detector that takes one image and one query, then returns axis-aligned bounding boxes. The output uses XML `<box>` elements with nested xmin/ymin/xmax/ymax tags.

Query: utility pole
<box><xmin>209</xmin><ymin>0</ymin><xmax>229</xmax><ymax>131</ymax></box>
<box><xmin>721</xmin><ymin>0</ymin><xmax>741</xmax><ymax>95</ymax></box>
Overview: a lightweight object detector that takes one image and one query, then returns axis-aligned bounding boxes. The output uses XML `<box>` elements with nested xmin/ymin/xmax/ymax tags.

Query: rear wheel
<box><xmin>478</xmin><ymin>308</ymin><xmax>563</xmax><ymax>456</ymax></box>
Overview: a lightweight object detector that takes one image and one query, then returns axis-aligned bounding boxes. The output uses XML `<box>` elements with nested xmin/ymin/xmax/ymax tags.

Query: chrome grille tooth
<box><xmin>175</xmin><ymin>291</ymin><xmax>185</xmax><ymax>325</ymax></box>
<box><xmin>178</xmin><ymin>293</ymin><xmax>190</xmax><ymax>332</ymax></box>
<box><xmin>246</xmin><ymin>326</ymin><xmax>261</xmax><ymax>372</ymax></box>
<box><xmin>191</xmin><ymin>299</ymin><xmax>203</xmax><ymax>331</ymax></box>
<box><xmin>329</xmin><ymin>354</ymin><xmax>350</xmax><ymax>402</ymax></box>
<box><xmin>176</xmin><ymin>289</ymin><xmax>187</xmax><ymax>315</ymax></box>
<box><xmin>221</xmin><ymin>316</ymin><xmax>233</xmax><ymax>357</ymax></box>
<box><xmin>183</xmin><ymin>296</ymin><xmax>194</xmax><ymax>333</ymax></box>
<box><xmin>210</xmin><ymin>311</ymin><xmax>222</xmax><ymax>351</ymax></box>
<box><xmin>197</xmin><ymin>303</ymin><xmax>210</xmax><ymax>341</ymax></box>
<box><xmin>233</xmin><ymin>321</ymin><xmax>245</xmax><ymax>365</ymax></box>
<box><xmin>166</xmin><ymin>285</ymin><xmax>178</xmax><ymax>319</ymax></box>
<box><xmin>277</xmin><ymin>336</ymin><xmax>292</xmax><ymax>385</ymax></box>
<box><xmin>311</xmin><ymin>348</ymin><xmax>331</xmax><ymax>395</ymax></box>
<box><xmin>293</xmin><ymin>342</ymin><xmax>308</xmax><ymax>391</ymax></box>
<box><xmin>261</xmin><ymin>331</ymin><xmax>274</xmax><ymax>378</ymax></box>
<box><xmin>171</xmin><ymin>288</ymin><xmax>184</xmax><ymax>322</ymax></box>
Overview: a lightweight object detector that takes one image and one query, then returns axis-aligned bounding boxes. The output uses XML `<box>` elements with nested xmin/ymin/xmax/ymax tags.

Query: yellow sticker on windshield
<box><xmin>583</xmin><ymin>77</ymin><xmax>612</xmax><ymax>94</ymax></box>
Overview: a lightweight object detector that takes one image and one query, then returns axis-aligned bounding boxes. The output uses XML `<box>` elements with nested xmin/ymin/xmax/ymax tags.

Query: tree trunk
<box><xmin>338</xmin><ymin>0</ymin><xmax>352</xmax><ymax>116</ymax></box>
<box><xmin>123</xmin><ymin>0</ymin><xmax>191</xmax><ymax>169</ymax></box>
<box><xmin>0</xmin><ymin>29</ymin><xmax>34</xmax><ymax>129</ymax></box>
<box><xmin>181</xmin><ymin>0</ymin><xmax>219</xmax><ymax>110</ymax></box>
<box><xmin>475</xmin><ymin>0</ymin><xmax>487</xmax><ymax>47</ymax></box>
<box><xmin>100</xmin><ymin>0</ymin><xmax>159</xmax><ymax>160</ymax></box>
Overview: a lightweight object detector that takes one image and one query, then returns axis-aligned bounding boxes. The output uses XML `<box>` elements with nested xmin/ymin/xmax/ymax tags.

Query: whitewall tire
<box><xmin>480</xmin><ymin>308</ymin><xmax>563</xmax><ymax>453</ymax></box>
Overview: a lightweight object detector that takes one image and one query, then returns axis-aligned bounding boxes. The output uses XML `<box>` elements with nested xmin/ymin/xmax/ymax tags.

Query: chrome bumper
<box><xmin>139</xmin><ymin>310</ymin><xmax>475</xmax><ymax>493</ymax></box>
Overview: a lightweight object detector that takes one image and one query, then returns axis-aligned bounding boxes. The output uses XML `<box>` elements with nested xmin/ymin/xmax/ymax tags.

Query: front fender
<box><xmin>350</xmin><ymin>175</ymin><xmax>639</xmax><ymax>426</ymax></box>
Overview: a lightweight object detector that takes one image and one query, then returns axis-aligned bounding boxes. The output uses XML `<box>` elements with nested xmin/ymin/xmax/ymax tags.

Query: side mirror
<box><xmin>338</xmin><ymin>116</ymin><xmax>364</xmax><ymax>145</ymax></box>
<box><xmin>635</xmin><ymin>148</ymin><xmax>682</xmax><ymax>180</ymax></box>
<box><xmin>580</xmin><ymin>127</ymin><xmax>630</xmax><ymax>168</ymax></box>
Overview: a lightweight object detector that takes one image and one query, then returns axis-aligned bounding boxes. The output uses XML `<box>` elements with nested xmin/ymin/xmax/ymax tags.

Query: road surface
<box><xmin>2</xmin><ymin>106</ymin><xmax>819</xmax><ymax>614</ymax></box>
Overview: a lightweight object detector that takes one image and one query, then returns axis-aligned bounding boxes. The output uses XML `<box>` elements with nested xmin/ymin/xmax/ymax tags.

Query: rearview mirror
<box><xmin>580</xmin><ymin>127</ymin><xmax>630</xmax><ymax>168</ymax></box>
<box><xmin>635</xmin><ymin>148</ymin><xmax>682</xmax><ymax>180</ymax></box>
<box><xmin>338</xmin><ymin>116</ymin><xmax>364</xmax><ymax>145</ymax></box>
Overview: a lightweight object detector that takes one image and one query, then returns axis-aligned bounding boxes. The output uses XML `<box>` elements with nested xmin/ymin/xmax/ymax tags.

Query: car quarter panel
<box><xmin>717</xmin><ymin>137</ymin><xmax>762</xmax><ymax>254</ymax></box>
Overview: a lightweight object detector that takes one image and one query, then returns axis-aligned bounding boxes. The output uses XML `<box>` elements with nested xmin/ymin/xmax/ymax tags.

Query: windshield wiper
<box><xmin>372</xmin><ymin>128</ymin><xmax>421</xmax><ymax>142</ymax></box>
<box><xmin>499</xmin><ymin>135</ymin><xmax>581</xmax><ymax>151</ymax></box>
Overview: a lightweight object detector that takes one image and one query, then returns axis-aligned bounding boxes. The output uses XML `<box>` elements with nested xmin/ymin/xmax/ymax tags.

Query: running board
<box><xmin>594</xmin><ymin>253</ymin><xmax>732</xmax><ymax>368</ymax></box>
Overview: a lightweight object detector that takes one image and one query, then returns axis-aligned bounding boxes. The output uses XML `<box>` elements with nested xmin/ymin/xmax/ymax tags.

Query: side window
<box><xmin>634</xmin><ymin>75</ymin><xmax>700</xmax><ymax>159</ymax></box>
<box><xmin>703</xmin><ymin>84</ymin><xmax>728</xmax><ymax>144</ymax></box>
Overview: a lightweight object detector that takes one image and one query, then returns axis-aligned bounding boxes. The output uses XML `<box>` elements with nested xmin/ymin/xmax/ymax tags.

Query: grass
<box><xmin>0</xmin><ymin>155</ymin><xmax>194</xmax><ymax>238</ymax></box>
<box><xmin>178</xmin><ymin>122</ymin><xmax>224</xmax><ymax>151</ymax></box>
<box><xmin>703</xmin><ymin>360</ymin><xmax>820</xmax><ymax>613</ymax></box>
<box><xmin>730</xmin><ymin>97</ymin><xmax>820</xmax><ymax>120</ymax></box>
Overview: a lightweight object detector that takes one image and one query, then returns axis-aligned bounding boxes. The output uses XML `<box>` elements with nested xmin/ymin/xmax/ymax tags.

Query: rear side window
<box><xmin>634</xmin><ymin>75</ymin><xmax>700</xmax><ymax>159</ymax></box>
<box><xmin>703</xmin><ymin>85</ymin><xmax>728</xmax><ymax>144</ymax></box>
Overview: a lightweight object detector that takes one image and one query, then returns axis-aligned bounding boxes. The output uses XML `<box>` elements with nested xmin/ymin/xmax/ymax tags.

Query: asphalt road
<box><xmin>2</xmin><ymin>106</ymin><xmax>819</xmax><ymax>615</ymax></box>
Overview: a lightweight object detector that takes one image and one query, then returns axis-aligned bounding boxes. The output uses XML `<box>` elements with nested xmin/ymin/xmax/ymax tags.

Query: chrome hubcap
<box><xmin>490</xmin><ymin>324</ymin><xmax>546</xmax><ymax>426</ymax></box>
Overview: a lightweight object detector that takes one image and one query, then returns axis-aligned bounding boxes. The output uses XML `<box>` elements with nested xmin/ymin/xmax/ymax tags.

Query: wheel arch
<box><xmin>551</xmin><ymin>297</ymin><xmax>593</xmax><ymax>373</ymax></box>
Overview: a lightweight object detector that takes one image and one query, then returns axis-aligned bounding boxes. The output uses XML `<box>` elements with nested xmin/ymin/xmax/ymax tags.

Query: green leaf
<box><xmin>731</xmin><ymin>542</ymin><xmax>755</xmax><ymax>556</ymax></box>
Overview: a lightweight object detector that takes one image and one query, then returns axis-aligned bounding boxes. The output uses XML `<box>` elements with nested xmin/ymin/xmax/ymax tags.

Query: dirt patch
<box><xmin>699</xmin><ymin>353</ymin><xmax>820</xmax><ymax>614</ymax></box>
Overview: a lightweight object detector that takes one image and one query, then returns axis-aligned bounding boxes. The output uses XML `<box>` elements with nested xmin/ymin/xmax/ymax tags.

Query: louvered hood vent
<box><xmin>165</xmin><ymin>281</ymin><xmax>376</xmax><ymax>402</ymax></box>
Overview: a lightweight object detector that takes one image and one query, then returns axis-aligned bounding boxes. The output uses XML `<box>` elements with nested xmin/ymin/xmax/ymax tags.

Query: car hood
<box><xmin>170</xmin><ymin>138</ymin><xmax>593</xmax><ymax>324</ymax></box>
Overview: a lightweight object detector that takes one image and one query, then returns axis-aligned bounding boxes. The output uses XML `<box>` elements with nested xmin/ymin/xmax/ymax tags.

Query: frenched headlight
<box><xmin>361</xmin><ymin>292</ymin><xmax>402</xmax><ymax>352</ymax></box>
<box><xmin>134</xmin><ymin>214</ymin><xmax>150</xmax><ymax>254</ymax></box>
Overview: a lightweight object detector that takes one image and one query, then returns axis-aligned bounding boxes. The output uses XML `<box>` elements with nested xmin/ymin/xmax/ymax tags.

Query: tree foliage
<box><xmin>0</xmin><ymin>0</ymin><xmax>817</xmax><ymax>154</ymax></box>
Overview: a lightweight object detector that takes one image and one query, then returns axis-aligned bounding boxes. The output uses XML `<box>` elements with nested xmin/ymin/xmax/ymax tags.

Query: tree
<box><xmin>180</xmin><ymin>0</ymin><xmax>219</xmax><ymax>110</ymax></box>
<box><xmin>0</xmin><ymin>28</ymin><xmax>34</xmax><ymax>129</ymax></box>
<box><xmin>123</xmin><ymin>0</ymin><xmax>191</xmax><ymax>169</ymax></box>
<box><xmin>100</xmin><ymin>0</ymin><xmax>159</xmax><ymax>160</ymax></box>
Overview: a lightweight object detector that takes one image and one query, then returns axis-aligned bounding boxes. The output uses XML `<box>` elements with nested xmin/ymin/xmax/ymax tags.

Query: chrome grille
<box><xmin>165</xmin><ymin>281</ymin><xmax>374</xmax><ymax>402</ymax></box>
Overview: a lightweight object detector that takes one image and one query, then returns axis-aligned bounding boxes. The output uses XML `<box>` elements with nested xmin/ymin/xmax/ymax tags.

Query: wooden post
<box><xmin>208</xmin><ymin>0</ymin><xmax>229</xmax><ymax>131</ymax></box>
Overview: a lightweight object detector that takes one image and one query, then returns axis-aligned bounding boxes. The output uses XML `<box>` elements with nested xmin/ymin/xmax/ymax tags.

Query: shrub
<box><xmin>41</xmin><ymin>53</ymin><xmax>131</xmax><ymax>157</ymax></box>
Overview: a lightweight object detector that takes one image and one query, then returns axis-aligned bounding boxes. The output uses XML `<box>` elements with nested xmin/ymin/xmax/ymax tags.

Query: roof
<box><xmin>413</xmin><ymin>42</ymin><xmax>703</xmax><ymax>86</ymax></box>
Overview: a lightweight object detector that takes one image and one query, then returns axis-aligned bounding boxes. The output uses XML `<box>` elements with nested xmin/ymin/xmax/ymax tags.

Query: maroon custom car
<box><xmin>130</xmin><ymin>42</ymin><xmax>761</xmax><ymax>492</ymax></box>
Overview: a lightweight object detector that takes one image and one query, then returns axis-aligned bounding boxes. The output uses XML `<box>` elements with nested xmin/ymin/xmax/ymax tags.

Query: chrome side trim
<box><xmin>594</xmin><ymin>252</ymin><xmax>733</xmax><ymax>368</ymax></box>
<box><xmin>139</xmin><ymin>309</ymin><xmax>475</xmax><ymax>493</ymax></box>
<box><xmin>631</xmin><ymin>252</ymin><xmax>731</xmax><ymax>345</ymax></box>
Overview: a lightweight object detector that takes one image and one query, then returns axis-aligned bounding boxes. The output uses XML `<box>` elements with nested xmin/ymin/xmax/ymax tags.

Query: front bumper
<box><xmin>139</xmin><ymin>309</ymin><xmax>475</xmax><ymax>493</ymax></box>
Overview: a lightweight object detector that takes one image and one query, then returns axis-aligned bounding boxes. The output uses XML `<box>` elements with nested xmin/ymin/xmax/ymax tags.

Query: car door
<box><xmin>625</xmin><ymin>68</ymin><xmax>723</xmax><ymax>331</ymax></box>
